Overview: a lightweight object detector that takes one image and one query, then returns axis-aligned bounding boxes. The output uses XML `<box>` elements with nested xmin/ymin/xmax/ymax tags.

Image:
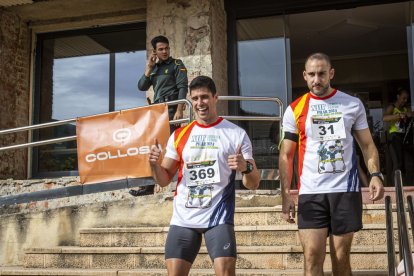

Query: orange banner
<box><xmin>76</xmin><ymin>104</ymin><xmax>170</xmax><ymax>184</ymax></box>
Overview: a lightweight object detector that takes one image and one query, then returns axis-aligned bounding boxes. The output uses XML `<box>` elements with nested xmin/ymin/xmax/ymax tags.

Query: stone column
<box><xmin>0</xmin><ymin>10</ymin><xmax>31</xmax><ymax>179</ymax></box>
<box><xmin>146</xmin><ymin>0</ymin><xmax>228</xmax><ymax>193</ymax></box>
<box><xmin>146</xmin><ymin>0</ymin><xmax>228</xmax><ymax>115</ymax></box>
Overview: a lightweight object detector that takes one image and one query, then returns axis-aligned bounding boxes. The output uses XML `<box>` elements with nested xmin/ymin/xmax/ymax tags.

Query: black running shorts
<box><xmin>297</xmin><ymin>192</ymin><xmax>363</xmax><ymax>235</ymax></box>
<box><xmin>165</xmin><ymin>224</ymin><xmax>237</xmax><ymax>263</ymax></box>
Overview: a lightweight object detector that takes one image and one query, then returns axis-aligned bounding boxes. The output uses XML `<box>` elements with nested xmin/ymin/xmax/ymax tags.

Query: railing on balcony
<box><xmin>0</xmin><ymin>96</ymin><xmax>283</xmax><ymax>205</ymax></box>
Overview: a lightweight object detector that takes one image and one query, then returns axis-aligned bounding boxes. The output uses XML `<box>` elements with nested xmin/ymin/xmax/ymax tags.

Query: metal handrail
<box><xmin>218</xmin><ymin>96</ymin><xmax>284</xmax><ymax>122</ymax></box>
<box><xmin>407</xmin><ymin>195</ymin><xmax>414</xmax><ymax>248</ymax></box>
<box><xmin>0</xmin><ymin>118</ymin><xmax>76</xmax><ymax>135</ymax></box>
<box><xmin>0</xmin><ymin>96</ymin><xmax>284</xmax><ymax>152</ymax></box>
<box><xmin>0</xmin><ymin>99</ymin><xmax>193</xmax><ymax>152</ymax></box>
<box><xmin>385</xmin><ymin>195</ymin><xmax>396</xmax><ymax>276</ymax></box>
<box><xmin>394</xmin><ymin>169</ymin><xmax>413</xmax><ymax>275</ymax></box>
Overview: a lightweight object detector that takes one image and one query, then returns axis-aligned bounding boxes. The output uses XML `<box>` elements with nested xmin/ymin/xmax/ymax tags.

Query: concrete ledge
<box><xmin>22</xmin><ymin>245</ymin><xmax>391</xmax><ymax>270</ymax></box>
<box><xmin>24</xmin><ymin>245</ymin><xmax>389</xmax><ymax>254</ymax></box>
<box><xmin>0</xmin><ymin>267</ymin><xmax>389</xmax><ymax>275</ymax></box>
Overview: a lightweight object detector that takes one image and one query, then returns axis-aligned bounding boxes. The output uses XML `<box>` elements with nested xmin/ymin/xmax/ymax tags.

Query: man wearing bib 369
<box><xmin>148</xmin><ymin>76</ymin><xmax>260</xmax><ymax>276</ymax></box>
<box><xmin>280</xmin><ymin>53</ymin><xmax>384</xmax><ymax>276</ymax></box>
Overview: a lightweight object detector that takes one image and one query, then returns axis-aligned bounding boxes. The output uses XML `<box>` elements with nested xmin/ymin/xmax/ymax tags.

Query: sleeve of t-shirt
<box><xmin>164</xmin><ymin>132</ymin><xmax>180</xmax><ymax>161</ymax></box>
<box><xmin>282</xmin><ymin>106</ymin><xmax>298</xmax><ymax>134</ymax></box>
<box><xmin>240</xmin><ymin>130</ymin><xmax>254</xmax><ymax>160</ymax></box>
<box><xmin>353</xmin><ymin>98</ymin><xmax>369</xmax><ymax>130</ymax></box>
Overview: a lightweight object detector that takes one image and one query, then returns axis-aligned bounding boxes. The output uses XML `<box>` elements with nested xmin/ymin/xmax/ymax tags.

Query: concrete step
<box><xmin>0</xmin><ymin>267</ymin><xmax>389</xmax><ymax>275</ymax></box>
<box><xmin>23</xmin><ymin>245</ymin><xmax>392</xmax><ymax>270</ymax></box>
<box><xmin>79</xmin><ymin>224</ymin><xmax>400</xmax><ymax>247</ymax></box>
<box><xmin>233</xmin><ymin>204</ymin><xmax>392</xmax><ymax>226</ymax></box>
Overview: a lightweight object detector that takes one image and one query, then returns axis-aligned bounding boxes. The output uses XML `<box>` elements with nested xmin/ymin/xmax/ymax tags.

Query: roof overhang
<box><xmin>0</xmin><ymin>0</ymin><xmax>33</xmax><ymax>7</ymax></box>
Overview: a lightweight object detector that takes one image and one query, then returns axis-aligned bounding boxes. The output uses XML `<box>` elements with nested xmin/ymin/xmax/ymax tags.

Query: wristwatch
<box><xmin>370</xmin><ymin>172</ymin><xmax>384</xmax><ymax>182</ymax></box>
<box><xmin>242</xmin><ymin>161</ymin><xmax>254</xmax><ymax>175</ymax></box>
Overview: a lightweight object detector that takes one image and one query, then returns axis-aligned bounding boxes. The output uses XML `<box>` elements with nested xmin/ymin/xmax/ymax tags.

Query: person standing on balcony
<box><xmin>383</xmin><ymin>87</ymin><xmax>413</xmax><ymax>180</ymax></box>
<box><xmin>130</xmin><ymin>35</ymin><xmax>188</xmax><ymax>197</ymax></box>
<box><xmin>148</xmin><ymin>76</ymin><xmax>260</xmax><ymax>276</ymax></box>
<box><xmin>280</xmin><ymin>53</ymin><xmax>384</xmax><ymax>276</ymax></box>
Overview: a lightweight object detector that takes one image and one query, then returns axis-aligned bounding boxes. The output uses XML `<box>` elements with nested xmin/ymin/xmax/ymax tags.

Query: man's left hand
<box><xmin>227</xmin><ymin>145</ymin><xmax>247</xmax><ymax>172</ymax></box>
<box><xmin>369</xmin><ymin>177</ymin><xmax>384</xmax><ymax>201</ymax></box>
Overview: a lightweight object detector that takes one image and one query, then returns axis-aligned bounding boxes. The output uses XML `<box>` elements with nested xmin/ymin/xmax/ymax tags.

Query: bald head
<box><xmin>305</xmin><ymin>53</ymin><xmax>331</xmax><ymax>69</ymax></box>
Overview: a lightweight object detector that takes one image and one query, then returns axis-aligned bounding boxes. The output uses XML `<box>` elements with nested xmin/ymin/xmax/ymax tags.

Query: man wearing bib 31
<box><xmin>148</xmin><ymin>76</ymin><xmax>260</xmax><ymax>276</ymax></box>
<box><xmin>280</xmin><ymin>53</ymin><xmax>384</xmax><ymax>276</ymax></box>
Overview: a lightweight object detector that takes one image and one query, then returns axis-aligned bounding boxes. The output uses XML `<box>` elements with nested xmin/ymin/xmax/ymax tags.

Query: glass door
<box><xmin>236</xmin><ymin>15</ymin><xmax>291</xmax><ymax>189</ymax></box>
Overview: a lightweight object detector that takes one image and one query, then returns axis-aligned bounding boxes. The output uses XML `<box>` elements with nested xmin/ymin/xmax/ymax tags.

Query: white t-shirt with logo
<box><xmin>165</xmin><ymin>117</ymin><xmax>253</xmax><ymax>228</ymax></box>
<box><xmin>282</xmin><ymin>90</ymin><xmax>368</xmax><ymax>194</ymax></box>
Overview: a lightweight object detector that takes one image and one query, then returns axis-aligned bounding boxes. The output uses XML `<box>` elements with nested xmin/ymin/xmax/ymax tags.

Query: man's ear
<box><xmin>303</xmin><ymin>70</ymin><xmax>307</xmax><ymax>81</ymax></box>
<box><xmin>329</xmin><ymin>68</ymin><xmax>335</xmax><ymax>80</ymax></box>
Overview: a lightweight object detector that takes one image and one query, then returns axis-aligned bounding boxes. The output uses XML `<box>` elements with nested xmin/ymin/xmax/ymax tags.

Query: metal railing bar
<box><xmin>0</xmin><ymin>99</ymin><xmax>193</xmax><ymax>152</ymax></box>
<box><xmin>394</xmin><ymin>169</ymin><xmax>413</xmax><ymax>275</ymax></box>
<box><xmin>0</xmin><ymin>136</ymin><xmax>77</xmax><ymax>152</ymax></box>
<box><xmin>0</xmin><ymin>99</ymin><xmax>193</xmax><ymax>137</ymax></box>
<box><xmin>218</xmin><ymin>95</ymin><xmax>284</xmax><ymax>119</ymax></box>
<box><xmin>0</xmin><ymin>118</ymin><xmax>76</xmax><ymax>135</ymax></box>
<box><xmin>385</xmin><ymin>195</ymin><xmax>396</xmax><ymax>276</ymax></box>
<box><xmin>218</xmin><ymin>95</ymin><xmax>284</xmax><ymax>105</ymax></box>
<box><xmin>221</xmin><ymin>116</ymin><xmax>281</xmax><ymax>121</ymax></box>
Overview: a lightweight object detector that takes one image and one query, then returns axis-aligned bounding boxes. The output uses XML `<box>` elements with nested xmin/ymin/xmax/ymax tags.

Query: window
<box><xmin>32</xmin><ymin>23</ymin><xmax>147</xmax><ymax>177</ymax></box>
<box><xmin>235</xmin><ymin>16</ymin><xmax>290</xmax><ymax>189</ymax></box>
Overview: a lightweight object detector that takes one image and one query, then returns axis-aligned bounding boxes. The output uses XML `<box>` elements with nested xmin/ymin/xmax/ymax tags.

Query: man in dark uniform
<box><xmin>130</xmin><ymin>35</ymin><xmax>188</xmax><ymax>197</ymax></box>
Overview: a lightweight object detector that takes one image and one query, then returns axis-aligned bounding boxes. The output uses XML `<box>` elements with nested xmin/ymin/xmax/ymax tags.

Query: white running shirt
<box><xmin>165</xmin><ymin>117</ymin><xmax>253</xmax><ymax>228</ymax></box>
<box><xmin>282</xmin><ymin>90</ymin><xmax>368</xmax><ymax>194</ymax></box>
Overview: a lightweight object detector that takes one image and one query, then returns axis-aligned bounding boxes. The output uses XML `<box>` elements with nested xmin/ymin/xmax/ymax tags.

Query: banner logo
<box><xmin>113</xmin><ymin>128</ymin><xmax>131</xmax><ymax>143</ymax></box>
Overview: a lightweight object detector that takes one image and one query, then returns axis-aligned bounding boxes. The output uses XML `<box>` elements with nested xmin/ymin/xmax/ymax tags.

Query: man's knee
<box><xmin>303</xmin><ymin>245</ymin><xmax>326</xmax><ymax>264</ymax></box>
<box><xmin>213</xmin><ymin>257</ymin><xmax>236</xmax><ymax>276</ymax></box>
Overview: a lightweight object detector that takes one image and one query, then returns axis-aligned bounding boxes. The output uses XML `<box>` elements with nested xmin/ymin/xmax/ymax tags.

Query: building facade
<box><xmin>1</xmin><ymin>0</ymin><xmax>414</xmax><ymax>267</ymax></box>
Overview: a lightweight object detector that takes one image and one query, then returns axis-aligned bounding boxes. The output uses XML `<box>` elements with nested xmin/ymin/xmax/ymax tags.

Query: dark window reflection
<box><xmin>236</xmin><ymin>16</ymin><xmax>288</xmax><ymax>189</ymax></box>
<box><xmin>115</xmin><ymin>51</ymin><xmax>147</xmax><ymax>110</ymax></box>
<box><xmin>34</xmin><ymin>24</ymin><xmax>146</xmax><ymax>176</ymax></box>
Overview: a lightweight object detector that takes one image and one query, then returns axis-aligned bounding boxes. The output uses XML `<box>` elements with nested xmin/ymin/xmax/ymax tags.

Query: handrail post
<box><xmin>407</xmin><ymin>195</ymin><xmax>414</xmax><ymax>248</ymax></box>
<box><xmin>385</xmin><ymin>195</ymin><xmax>396</xmax><ymax>276</ymax></box>
<box><xmin>394</xmin><ymin>169</ymin><xmax>413</xmax><ymax>275</ymax></box>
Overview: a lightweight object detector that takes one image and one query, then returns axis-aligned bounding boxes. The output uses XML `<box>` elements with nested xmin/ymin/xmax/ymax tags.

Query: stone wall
<box><xmin>0</xmin><ymin>189</ymin><xmax>175</xmax><ymax>266</ymax></box>
<box><xmin>0</xmin><ymin>176</ymin><xmax>280</xmax><ymax>266</ymax></box>
<box><xmin>146</xmin><ymin>0</ymin><xmax>228</xmax><ymax>114</ymax></box>
<box><xmin>0</xmin><ymin>9</ymin><xmax>31</xmax><ymax>179</ymax></box>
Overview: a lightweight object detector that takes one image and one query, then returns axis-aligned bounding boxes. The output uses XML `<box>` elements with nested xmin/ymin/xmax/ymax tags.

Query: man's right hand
<box><xmin>144</xmin><ymin>53</ymin><xmax>157</xmax><ymax>77</ymax></box>
<box><xmin>149</xmin><ymin>138</ymin><xmax>161</xmax><ymax>165</ymax></box>
<box><xmin>282</xmin><ymin>194</ymin><xmax>296</xmax><ymax>224</ymax></box>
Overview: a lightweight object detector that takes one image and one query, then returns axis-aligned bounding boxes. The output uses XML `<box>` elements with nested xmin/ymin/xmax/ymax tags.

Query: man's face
<box><xmin>190</xmin><ymin>87</ymin><xmax>218</xmax><ymax>125</ymax></box>
<box><xmin>154</xmin><ymin>42</ymin><xmax>170</xmax><ymax>61</ymax></box>
<box><xmin>303</xmin><ymin>59</ymin><xmax>334</xmax><ymax>97</ymax></box>
<box><xmin>397</xmin><ymin>91</ymin><xmax>409</xmax><ymax>107</ymax></box>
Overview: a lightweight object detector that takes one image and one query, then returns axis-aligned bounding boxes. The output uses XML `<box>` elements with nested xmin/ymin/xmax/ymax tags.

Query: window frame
<box><xmin>31</xmin><ymin>22</ymin><xmax>146</xmax><ymax>178</ymax></box>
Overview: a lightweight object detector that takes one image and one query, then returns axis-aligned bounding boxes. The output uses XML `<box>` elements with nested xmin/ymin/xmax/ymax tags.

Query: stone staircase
<box><xmin>0</xmin><ymin>204</ymin><xmax>395</xmax><ymax>275</ymax></box>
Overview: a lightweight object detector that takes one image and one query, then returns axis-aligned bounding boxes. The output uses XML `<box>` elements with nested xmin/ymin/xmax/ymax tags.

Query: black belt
<box><xmin>154</xmin><ymin>94</ymin><xmax>178</xmax><ymax>104</ymax></box>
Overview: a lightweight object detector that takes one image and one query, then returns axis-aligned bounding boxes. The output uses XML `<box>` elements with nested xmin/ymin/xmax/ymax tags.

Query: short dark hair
<box><xmin>305</xmin><ymin>52</ymin><xmax>331</xmax><ymax>68</ymax></box>
<box><xmin>397</xmin><ymin>87</ymin><xmax>408</xmax><ymax>96</ymax></box>
<box><xmin>151</xmin><ymin>35</ymin><xmax>169</xmax><ymax>49</ymax></box>
<box><xmin>189</xmin><ymin>76</ymin><xmax>217</xmax><ymax>96</ymax></box>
